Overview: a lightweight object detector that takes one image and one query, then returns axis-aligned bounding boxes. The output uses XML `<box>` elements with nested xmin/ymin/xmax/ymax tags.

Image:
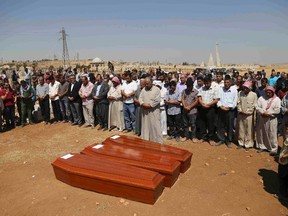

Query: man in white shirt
<box><xmin>193</xmin><ymin>76</ymin><xmax>204</xmax><ymax>91</ymax></box>
<box><xmin>121</xmin><ymin>71</ymin><xmax>138</xmax><ymax>132</ymax></box>
<box><xmin>212</xmin><ymin>72</ymin><xmax>225</xmax><ymax>90</ymax></box>
<box><xmin>48</xmin><ymin>76</ymin><xmax>61</xmax><ymax>123</ymax></box>
<box><xmin>24</xmin><ymin>67</ymin><xmax>32</xmax><ymax>85</ymax></box>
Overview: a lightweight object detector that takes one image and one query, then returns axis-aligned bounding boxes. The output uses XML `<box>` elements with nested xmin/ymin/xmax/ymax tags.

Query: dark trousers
<box><xmin>0</xmin><ymin>111</ymin><xmax>2</xmax><ymax>130</ymax></box>
<box><xmin>95</xmin><ymin>103</ymin><xmax>109</xmax><ymax>128</ymax></box>
<box><xmin>69</xmin><ymin>102</ymin><xmax>83</xmax><ymax>124</ymax></box>
<box><xmin>59</xmin><ymin>98</ymin><xmax>70</xmax><ymax>121</ymax></box>
<box><xmin>198</xmin><ymin>107</ymin><xmax>216</xmax><ymax>141</ymax></box>
<box><xmin>39</xmin><ymin>98</ymin><xmax>50</xmax><ymax>122</ymax></box>
<box><xmin>182</xmin><ymin>112</ymin><xmax>197</xmax><ymax>139</ymax></box>
<box><xmin>16</xmin><ymin>100</ymin><xmax>22</xmax><ymax>125</ymax></box>
<box><xmin>51</xmin><ymin>100</ymin><xmax>61</xmax><ymax>121</ymax></box>
<box><xmin>21</xmin><ymin>99</ymin><xmax>33</xmax><ymax>125</ymax></box>
<box><xmin>135</xmin><ymin>105</ymin><xmax>142</xmax><ymax>136</ymax></box>
<box><xmin>3</xmin><ymin>105</ymin><xmax>15</xmax><ymax>128</ymax></box>
<box><xmin>217</xmin><ymin>109</ymin><xmax>235</xmax><ymax>142</ymax></box>
<box><xmin>167</xmin><ymin>113</ymin><xmax>182</xmax><ymax>138</ymax></box>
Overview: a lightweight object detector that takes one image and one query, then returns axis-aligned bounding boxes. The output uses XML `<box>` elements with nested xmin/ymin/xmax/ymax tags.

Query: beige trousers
<box><xmin>82</xmin><ymin>102</ymin><xmax>94</xmax><ymax>126</ymax></box>
<box><xmin>237</xmin><ymin>113</ymin><xmax>254</xmax><ymax>148</ymax></box>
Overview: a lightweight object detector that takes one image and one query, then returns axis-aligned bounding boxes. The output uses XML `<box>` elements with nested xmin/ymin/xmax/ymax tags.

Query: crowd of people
<box><xmin>0</xmin><ymin>66</ymin><xmax>288</xmax><ymax>199</ymax></box>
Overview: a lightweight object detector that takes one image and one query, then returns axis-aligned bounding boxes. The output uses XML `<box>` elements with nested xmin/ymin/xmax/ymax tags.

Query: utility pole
<box><xmin>59</xmin><ymin>27</ymin><xmax>69</xmax><ymax>66</ymax></box>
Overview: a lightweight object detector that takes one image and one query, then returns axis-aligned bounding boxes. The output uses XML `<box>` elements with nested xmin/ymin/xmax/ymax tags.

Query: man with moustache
<box><xmin>121</xmin><ymin>70</ymin><xmax>138</xmax><ymax>132</ymax></box>
<box><xmin>215</xmin><ymin>75</ymin><xmax>238</xmax><ymax>148</ymax></box>
<box><xmin>79</xmin><ymin>76</ymin><xmax>95</xmax><ymax>128</ymax></box>
<box><xmin>36</xmin><ymin>76</ymin><xmax>50</xmax><ymax>124</ymax></box>
<box><xmin>92</xmin><ymin>74</ymin><xmax>110</xmax><ymax>131</ymax></box>
<box><xmin>67</xmin><ymin>74</ymin><xmax>83</xmax><ymax>126</ymax></box>
<box><xmin>236</xmin><ymin>81</ymin><xmax>258</xmax><ymax>150</ymax></box>
<box><xmin>198</xmin><ymin>76</ymin><xmax>219</xmax><ymax>145</ymax></box>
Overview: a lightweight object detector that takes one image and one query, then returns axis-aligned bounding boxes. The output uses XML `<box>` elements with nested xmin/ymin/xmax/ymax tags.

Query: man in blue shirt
<box><xmin>268</xmin><ymin>69</ymin><xmax>279</xmax><ymax>87</ymax></box>
<box><xmin>215</xmin><ymin>75</ymin><xmax>238</xmax><ymax>148</ymax></box>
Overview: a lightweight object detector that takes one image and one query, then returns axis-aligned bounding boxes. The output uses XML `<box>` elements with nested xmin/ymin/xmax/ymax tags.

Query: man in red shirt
<box><xmin>0</xmin><ymin>82</ymin><xmax>15</xmax><ymax>129</ymax></box>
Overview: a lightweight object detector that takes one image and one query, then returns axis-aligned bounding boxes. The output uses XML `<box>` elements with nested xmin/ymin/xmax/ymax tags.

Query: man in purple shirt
<box><xmin>181</xmin><ymin>78</ymin><xmax>198</xmax><ymax>142</ymax></box>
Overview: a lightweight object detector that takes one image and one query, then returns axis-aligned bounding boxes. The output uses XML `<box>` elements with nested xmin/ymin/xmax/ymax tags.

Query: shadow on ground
<box><xmin>258</xmin><ymin>168</ymin><xmax>288</xmax><ymax>209</ymax></box>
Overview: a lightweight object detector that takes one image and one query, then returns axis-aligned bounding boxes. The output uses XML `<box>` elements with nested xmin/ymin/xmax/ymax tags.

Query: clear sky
<box><xmin>0</xmin><ymin>0</ymin><xmax>287</xmax><ymax>64</ymax></box>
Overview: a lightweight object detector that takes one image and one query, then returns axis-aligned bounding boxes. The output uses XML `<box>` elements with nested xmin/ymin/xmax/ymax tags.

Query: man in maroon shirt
<box><xmin>0</xmin><ymin>98</ymin><xmax>3</xmax><ymax>132</ymax></box>
<box><xmin>278</xmin><ymin>80</ymin><xmax>288</xmax><ymax>100</ymax></box>
<box><xmin>0</xmin><ymin>82</ymin><xmax>16</xmax><ymax>129</ymax></box>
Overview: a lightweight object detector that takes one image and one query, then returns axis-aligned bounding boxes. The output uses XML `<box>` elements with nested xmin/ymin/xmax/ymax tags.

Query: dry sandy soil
<box><xmin>0</xmin><ymin>123</ymin><xmax>287</xmax><ymax>216</ymax></box>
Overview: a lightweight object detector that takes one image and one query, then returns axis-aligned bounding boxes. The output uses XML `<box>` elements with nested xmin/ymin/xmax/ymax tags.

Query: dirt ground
<box><xmin>0</xmin><ymin>123</ymin><xmax>287</xmax><ymax>216</ymax></box>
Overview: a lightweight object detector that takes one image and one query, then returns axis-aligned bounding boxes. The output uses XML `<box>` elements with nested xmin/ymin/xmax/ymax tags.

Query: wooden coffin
<box><xmin>51</xmin><ymin>153</ymin><xmax>165</xmax><ymax>204</ymax></box>
<box><xmin>81</xmin><ymin>143</ymin><xmax>181</xmax><ymax>187</ymax></box>
<box><xmin>103</xmin><ymin>135</ymin><xmax>192</xmax><ymax>173</ymax></box>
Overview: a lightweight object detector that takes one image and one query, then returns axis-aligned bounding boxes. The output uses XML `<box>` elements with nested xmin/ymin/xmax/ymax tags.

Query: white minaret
<box><xmin>207</xmin><ymin>53</ymin><xmax>215</xmax><ymax>68</ymax></box>
<box><xmin>216</xmin><ymin>43</ymin><xmax>221</xmax><ymax>67</ymax></box>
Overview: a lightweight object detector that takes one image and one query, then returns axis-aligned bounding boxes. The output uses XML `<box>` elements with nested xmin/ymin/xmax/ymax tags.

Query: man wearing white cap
<box><xmin>139</xmin><ymin>78</ymin><xmax>162</xmax><ymax>144</ymax></box>
<box><xmin>154</xmin><ymin>80</ymin><xmax>168</xmax><ymax>136</ymax></box>
<box><xmin>236</xmin><ymin>81</ymin><xmax>257</xmax><ymax>150</ymax></box>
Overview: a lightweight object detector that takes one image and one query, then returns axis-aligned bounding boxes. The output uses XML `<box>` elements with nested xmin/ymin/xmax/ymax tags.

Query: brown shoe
<box><xmin>97</xmin><ymin>126</ymin><xmax>103</xmax><ymax>131</ymax></box>
<box><xmin>109</xmin><ymin>126</ymin><xmax>116</xmax><ymax>131</ymax></box>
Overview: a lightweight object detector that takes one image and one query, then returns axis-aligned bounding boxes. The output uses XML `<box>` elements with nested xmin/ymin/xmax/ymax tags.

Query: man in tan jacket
<box><xmin>236</xmin><ymin>81</ymin><xmax>257</xmax><ymax>150</ymax></box>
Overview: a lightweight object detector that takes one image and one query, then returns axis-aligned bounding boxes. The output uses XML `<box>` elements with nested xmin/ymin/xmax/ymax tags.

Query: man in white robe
<box><xmin>256</xmin><ymin>86</ymin><xmax>281</xmax><ymax>156</ymax></box>
<box><xmin>139</xmin><ymin>78</ymin><xmax>162</xmax><ymax>144</ymax></box>
<box><xmin>153</xmin><ymin>80</ymin><xmax>168</xmax><ymax>136</ymax></box>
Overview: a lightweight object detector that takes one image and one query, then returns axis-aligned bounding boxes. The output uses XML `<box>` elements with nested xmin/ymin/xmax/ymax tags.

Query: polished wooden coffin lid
<box><xmin>103</xmin><ymin>135</ymin><xmax>192</xmax><ymax>173</ymax></box>
<box><xmin>51</xmin><ymin>153</ymin><xmax>164</xmax><ymax>190</ymax></box>
<box><xmin>81</xmin><ymin>143</ymin><xmax>181</xmax><ymax>187</ymax></box>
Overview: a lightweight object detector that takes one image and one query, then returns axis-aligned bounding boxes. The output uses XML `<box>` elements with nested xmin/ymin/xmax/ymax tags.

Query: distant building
<box><xmin>90</xmin><ymin>57</ymin><xmax>104</xmax><ymax>72</ymax></box>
